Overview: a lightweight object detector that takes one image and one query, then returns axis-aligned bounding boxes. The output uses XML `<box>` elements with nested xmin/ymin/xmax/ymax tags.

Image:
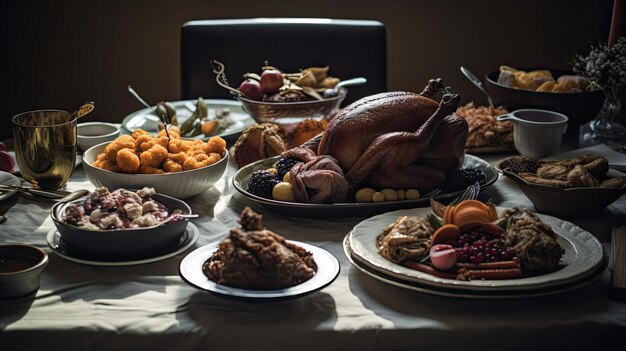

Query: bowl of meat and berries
<box><xmin>51</xmin><ymin>186</ymin><xmax>193</xmax><ymax>259</ymax></box>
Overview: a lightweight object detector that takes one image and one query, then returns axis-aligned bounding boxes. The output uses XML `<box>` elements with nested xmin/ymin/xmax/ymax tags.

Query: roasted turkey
<box><xmin>302</xmin><ymin>79</ymin><xmax>468</xmax><ymax>191</ymax></box>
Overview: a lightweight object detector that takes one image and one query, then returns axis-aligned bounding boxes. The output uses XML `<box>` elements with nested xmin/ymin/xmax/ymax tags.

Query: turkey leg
<box><xmin>345</xmin><ymin>92</ymin><xmax>461</xmax><ymax>189</ymax></box>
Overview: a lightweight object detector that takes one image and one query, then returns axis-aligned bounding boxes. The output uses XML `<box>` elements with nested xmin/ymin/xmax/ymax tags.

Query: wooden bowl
<box><xmin>501</xmin><ymin>167</ymin><xmax>625</xmax><ymax>218</ymax></box>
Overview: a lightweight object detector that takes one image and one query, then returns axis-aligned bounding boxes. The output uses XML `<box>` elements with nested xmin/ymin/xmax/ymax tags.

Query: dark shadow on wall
<box><xmin>0</xmin><ymin>0</ymin><xmax>621</xmax><ymax>142</ymax></box>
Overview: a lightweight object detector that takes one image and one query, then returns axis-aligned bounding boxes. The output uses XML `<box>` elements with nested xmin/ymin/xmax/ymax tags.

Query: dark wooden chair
<box><xmin>180</xmin><ymin>18</ymin><xmax>387</xmax><ymax>105</ymax></box>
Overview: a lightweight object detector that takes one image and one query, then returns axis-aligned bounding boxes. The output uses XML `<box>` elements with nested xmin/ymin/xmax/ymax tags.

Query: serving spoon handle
<box><xmin>460</xmin><ymin>66</ymin><xmax>495</xmax><ymax>108</ymax></box>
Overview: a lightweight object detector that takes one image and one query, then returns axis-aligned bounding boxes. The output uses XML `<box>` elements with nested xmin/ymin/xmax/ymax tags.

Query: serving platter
<box><xmin>179</xmin><ymin>239</ymin><xmax>340</xmax><ymax>299</ymax></box>
<box><xmin>122</xmin><ymin>99</ymin><xmax>254</xmax><ymax>141</ymax></box>
<box><xmin>233</xmin><ymin>154</ymin><xmax>499</xmax><ymax>218</ymax></box>
<box><xmin>346</xmin><ymin>207</ymin><xmax>605</xmax><ymax>293</ymax></box>
<box><xmin>46</xmin><ymin>222</ymin><xmax>199</xmax><ymax>266</ymax></box>
<box><xmin>344</xmin><ymin>236</ymin><xmax>606</xmax><ymax>299</ymax></box>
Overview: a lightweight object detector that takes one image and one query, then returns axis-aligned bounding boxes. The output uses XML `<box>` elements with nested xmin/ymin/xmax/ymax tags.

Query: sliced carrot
<box><xmin>431</xmin><ymin>224</ymin><xmax>461</xmax><ymax>246</ymax></box>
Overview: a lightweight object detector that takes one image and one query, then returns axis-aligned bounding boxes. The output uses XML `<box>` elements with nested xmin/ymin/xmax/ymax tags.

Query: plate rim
<box><xmin>346</xmin><ymin>207</ymin><xmax>605</xmax><ymax>292</ymax></box>
<box><xmin>122</xmin><ymin>99</ymin><xmax>254</xmax><ymax>140</ymax></box>
<box><xmin>0</xmin><ymin>171</ymin><xmax>22</xmax><ymax>201</ymax></box>
<box><xmin>46</xmin><ymin>221</ymin><xmax>200</xmax><ymax>266</ymax></box>
<box><xmin>232</xmin><ymin>154</ymin><xmax>499</xmax><ymax>211</ymax></box>
<box><xmin>179</xmin><ymin>239</ymin><xmax>340</xmax><ymax>299</ymax></box>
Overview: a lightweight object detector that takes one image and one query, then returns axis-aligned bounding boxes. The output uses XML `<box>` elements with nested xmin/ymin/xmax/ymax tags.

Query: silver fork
<box><xmin>448</xmin><ymin>181</ymin><xmax>481</xmax><ymax>206</ymax></box>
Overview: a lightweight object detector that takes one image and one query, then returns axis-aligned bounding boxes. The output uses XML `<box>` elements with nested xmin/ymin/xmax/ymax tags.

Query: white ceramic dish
<box><xmin>82</xmin><ymin>142</ymin><xmax>229</xmax><ymax>199</ymax></box>
<box><xmin>347</xmin><ymin>207</ymin><xmax>604</xmax><ymax>292</ymax></box>
<box><xmin>46</xmin><ymin>222</ymin><xmax>199</xmax><ymax>266</ymax></box>
<box><xmin>122</xmin><ymin>99</ymin><xmax>254</xmax><ymax>140</ymax></box>
<box><xmin>0</xmin><ymin>171</ymin><xmax>21</xmax><ymax>201</ymax></box>
<box><xmin>0</xmin><ymin>244</ymin><xmax>49</xmax><ymax>299</ymax></box>
<box><xmin>179</xmin><ymin>239</ymin><xmax>340</xmax><ymax>299</ymax></box>
<box><xmin>77</xmin><ymin>122</ymin><xmax>120</xmax><ymax>152</ymax></box>
<box><xmin>344</xmin><ymin>236</ymin><xmax>606</xmax><ymax>299</ymax></box>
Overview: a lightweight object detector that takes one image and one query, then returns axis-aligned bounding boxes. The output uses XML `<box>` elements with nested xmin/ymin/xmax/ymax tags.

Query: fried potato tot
<box><xmin>93</xmin><ymin>129</ymin><xmax>226</xmax><ymax>174</ymax></box>
<box><xmin>140</xmin><ymin>144</ymin><xmax>168</xmax><ymax>168</ymax></box>
<box><xmin>104</xmin><ymin>136</ymin><xmax>135</xmax><ymax>161</ymax></box>
<box><xmin>116</xmin><ymin>148</ymin><xmax>140</xmax><ymax>173</ymax></box>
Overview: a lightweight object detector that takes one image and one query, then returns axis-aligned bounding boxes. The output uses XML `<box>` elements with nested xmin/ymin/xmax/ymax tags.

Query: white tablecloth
<box><xmin>1</xmin><ymin>155</ymin><xmax>626</xmax><ymax>351</ymax></box>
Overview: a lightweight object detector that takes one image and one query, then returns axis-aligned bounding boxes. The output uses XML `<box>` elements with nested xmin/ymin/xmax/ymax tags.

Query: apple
<box><xmin>260</xmin><ymin>69</ymin><xmax>284</xmax><ymax>94</ymax></box>
<box><xmin>429</xmin><ymin>244</ymin><xmax>457</xmax><ymax>271</ymax></box>
<box><xmin>238</xmin><ymin>79</ymin><xmax>263</xmax><ymax>101</ymax></box>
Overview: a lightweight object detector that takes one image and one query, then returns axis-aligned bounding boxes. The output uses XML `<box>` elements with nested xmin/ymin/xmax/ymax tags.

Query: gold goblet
<box><xmin>12</xmin><ymin>110</ymin><xmax>77</xmax><ymax>190</ymax></box>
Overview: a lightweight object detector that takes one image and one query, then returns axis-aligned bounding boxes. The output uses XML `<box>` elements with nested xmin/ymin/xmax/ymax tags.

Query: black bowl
<box><xmin>484</xmin><ymin>69</ymin><xmax>604</xmax><ymax>128</ymax></box>
<box><xmin>51</xmin><ymin>192</ymin><xmax>191</xmax><ymax>259</ymax></box>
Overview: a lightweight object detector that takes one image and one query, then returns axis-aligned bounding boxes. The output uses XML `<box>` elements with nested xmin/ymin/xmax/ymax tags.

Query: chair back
<box><xmin>181</xmin><ymin>18</ymin><xmax>387</xmax><ymax>105</ymax></box>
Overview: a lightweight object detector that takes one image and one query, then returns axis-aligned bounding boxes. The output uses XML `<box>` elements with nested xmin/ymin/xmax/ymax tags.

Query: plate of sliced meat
<box><xmin>345</xmin><ymin>206</ymin><xmax>605</xmax><ymax>294</ymax></box>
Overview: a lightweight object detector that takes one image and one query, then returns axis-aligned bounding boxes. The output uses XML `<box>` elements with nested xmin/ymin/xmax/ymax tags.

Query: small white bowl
<box><xmin>0</xmin><ymin>244</ymin><xmax>48</xmax><ymax>299</ymax></box>
<box><xmin>77</xmin><ymin>122</ymin><xmax>120</xmax><ymax>152</ymax></box>
<box><xmin>82</xmin><ymin>141</ymin><xmax>229</xmax><ymax>199</ymax></box>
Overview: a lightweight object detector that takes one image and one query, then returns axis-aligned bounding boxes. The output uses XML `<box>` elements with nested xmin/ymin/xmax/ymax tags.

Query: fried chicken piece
<box><xmin>203</xmin><ymin>207</ymin><xmax>316</xmax><ymax>289</ymax></box>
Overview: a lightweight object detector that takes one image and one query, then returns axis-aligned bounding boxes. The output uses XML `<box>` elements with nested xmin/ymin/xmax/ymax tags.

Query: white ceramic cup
<box><xmin>497</xmin><ymin>109</ymin><xmax>568</xmax><ymax>159</ymax></box>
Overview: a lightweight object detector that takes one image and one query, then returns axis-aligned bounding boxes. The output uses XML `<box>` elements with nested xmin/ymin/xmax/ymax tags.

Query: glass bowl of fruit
<box><xmin>211</xmin><ymin>60</ymin><xmax>361</xmax><ymax>124</ymax></box>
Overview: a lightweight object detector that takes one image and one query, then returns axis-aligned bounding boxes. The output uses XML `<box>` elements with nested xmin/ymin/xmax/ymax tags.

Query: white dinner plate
<box><xmin>179</xmin><ymin>239</ymin><xmax>340</xmax><ymax>299</ymax></box>
<box><xmin>46</xmin><ymin>222</ymin><xmax>199</xmax><ymax>266</ymax></box>
<box><xmin>122</xmin><ymin>99</ymin><xmax>254</xmax><ymax>140</ymax></box>
<box><xmin>344</xmin><ymin>236</ymin><xmax>606</xmax><ymax>299</ymax></box>
<box><xmin>347</xmin><ymin>207</ymin><xmax>605</xmax><ymax>292</ymax></box>
<box><xmin>0</xmin><ymin>171</ymin><xmax>21</xmax><ymax>201</ymax></box>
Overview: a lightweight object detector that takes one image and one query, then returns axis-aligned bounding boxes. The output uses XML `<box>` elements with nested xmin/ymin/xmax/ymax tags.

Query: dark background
<box><xmin>1</xmin><ymin>0</ymin><xmax>623</xmax><ymax>141</ymax></box>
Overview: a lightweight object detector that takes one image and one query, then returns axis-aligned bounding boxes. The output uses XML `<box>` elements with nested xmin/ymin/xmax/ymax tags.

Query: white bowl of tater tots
<box><xmin>82</xmin><ymin>129</ymin><xmax>229</xmax><ymax>199</ymax></box>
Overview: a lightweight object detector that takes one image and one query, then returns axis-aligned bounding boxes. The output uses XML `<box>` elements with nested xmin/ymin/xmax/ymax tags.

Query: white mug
<box><xmin>497</xmin><ymin>109</ymin><xmax>568</xmax><ymax>159</ymax></box>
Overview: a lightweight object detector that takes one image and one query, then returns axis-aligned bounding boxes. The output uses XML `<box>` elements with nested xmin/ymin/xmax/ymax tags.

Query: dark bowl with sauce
<box><xmin>0</xmin><ymin>244</ymin><xmax>48</xmax><ymax>299</ymax></box>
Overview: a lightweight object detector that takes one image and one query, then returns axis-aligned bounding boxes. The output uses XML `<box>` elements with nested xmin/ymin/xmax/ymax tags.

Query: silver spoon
<box><xmin>460</xmin><ymin>66</ymin><xmax>495</xmax><ymax>108</ymax></box>
<box><xmin>323</xmin><ymin>77</ymin><xmax>367</xmax><ymax>98</ymax></box>
<box><xmin>128</xmin><ymin>85</ymin><xmax>151</xmax><ymax>108</ymax></box>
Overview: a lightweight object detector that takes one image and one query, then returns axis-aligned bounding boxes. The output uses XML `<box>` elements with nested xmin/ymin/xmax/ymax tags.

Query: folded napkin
<box><xmin>548</xmin><ymin>144</ymin><xmax>626</xmax><ymax>172</ymax></box>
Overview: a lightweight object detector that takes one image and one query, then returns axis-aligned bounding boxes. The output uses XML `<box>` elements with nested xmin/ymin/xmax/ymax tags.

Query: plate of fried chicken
<box><xmin>179</xmin><ymin>207</ymin><xmax>340</xmax><ymax>298</ymax></box>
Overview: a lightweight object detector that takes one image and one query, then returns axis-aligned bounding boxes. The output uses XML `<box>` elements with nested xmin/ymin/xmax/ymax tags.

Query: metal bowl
<box><xmin>238</xmin><ymin>87</ymin><xmax>347</xmax><ymax>124</ymax></box>
<box><xmin>77</xmin><ymin>122</ymin><xmax>120</xmax><ymax>152</ymax></box>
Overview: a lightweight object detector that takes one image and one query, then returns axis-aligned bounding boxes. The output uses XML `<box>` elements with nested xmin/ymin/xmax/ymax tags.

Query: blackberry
<box><xmin>457</xmin><ymin>167</ymin><xmax>487</xmax><ymax>185</ymax></box>
<box><xmin>444</xmin><ymin>167</ymin><xmax>487</xmax><ymax>192</ymax></box>
<box><xmin>246</xmin><ymin>170</ymin><xmax>280</xmax><ymax>199</ymax></box>
<box><xmin>275</xmin><ymin>157</ymin><xmax>300</xmax><ymax>180</ymax></box>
